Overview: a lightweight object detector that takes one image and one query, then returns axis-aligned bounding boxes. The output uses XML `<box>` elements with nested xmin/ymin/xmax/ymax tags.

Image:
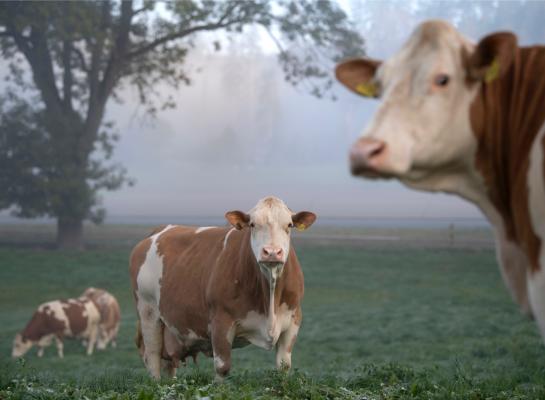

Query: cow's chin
<box><xmin>258</xmin><ymin>262</ymin><xmax>285</xmax><ymax>284</ymax></box>
<box><xmin>351</xmin><ymin>166</ymin><xmax>393</xmax><ymax>180</ymax></box>
<box><xmin>351</xmin><ymin>152</ymin><xmax>412</xmax><ymax>180</ymax></box>
<box><xmin>350</xmin><ymin>162</ymin><xmax>407</xmax><ymax>180</ymax></box>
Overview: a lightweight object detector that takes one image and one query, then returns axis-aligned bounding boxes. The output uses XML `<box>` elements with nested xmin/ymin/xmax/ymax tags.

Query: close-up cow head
<box><xmin>336</xmin><ymin>20</ymin><xmax>517</xmax><ymax>189</ymax></box>
<box><xmin>225</xmin><ymin>196</ymin><xmax>316</xmax><ymax>282</ymax></box>
<box><xmin>12</xmin><ymin>333</ymin><xmax>32</xmax><ymax>358</ymax></box>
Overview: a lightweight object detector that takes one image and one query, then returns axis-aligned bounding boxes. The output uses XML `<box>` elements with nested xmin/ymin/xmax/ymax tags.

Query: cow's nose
<box><xmin>261</xmin><ymin>246</ymin><xmax>284</xmax><ymax>263</ymax></box>
<box><xmin>349</xmin><ymin>137</ymin><xmax>386</xmax><ymax>175</ymax></box>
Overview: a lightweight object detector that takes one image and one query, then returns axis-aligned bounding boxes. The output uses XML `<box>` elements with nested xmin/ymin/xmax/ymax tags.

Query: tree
<box><xmin>0</xmin><ymin>1</ymin><xmax>364</xmax><ymax>249</ymax></box>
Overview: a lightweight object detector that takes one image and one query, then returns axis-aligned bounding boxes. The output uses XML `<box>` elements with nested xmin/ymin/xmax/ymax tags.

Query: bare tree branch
<box><xmin>72</xmin><ymin>46</ymin><xmax>90</xmax><ymax>73</ymax></box>
<box><xmin>127</xmin><ymin>2</ymin><xmax>245</xmax><ymax>59</ymax></box>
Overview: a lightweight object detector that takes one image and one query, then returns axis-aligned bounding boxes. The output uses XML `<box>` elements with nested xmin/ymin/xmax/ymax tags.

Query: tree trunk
<box><xmin>56</xmin><ymin>217</ymin><xmax>84</xmax><ymax>250</ymax></box>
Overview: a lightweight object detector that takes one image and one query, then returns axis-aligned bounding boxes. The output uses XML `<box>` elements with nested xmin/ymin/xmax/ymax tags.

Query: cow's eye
<box><xmin>249</xmin><ymin>222</ymin><xmax>255</xmax><ymax>228</ymax></box>
<box><xmin>288</xmin><ymin>223</ymin><xmax>293</xmax><ymax>228</ymax></box>
<box><xmin>434</xmin><ymin>74</ymin><xmax>450</xmax><ymax>87</ymax></box>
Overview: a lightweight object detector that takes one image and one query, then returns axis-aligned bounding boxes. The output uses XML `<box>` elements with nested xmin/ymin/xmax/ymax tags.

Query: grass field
<box><xmin>1</xmin><ymin>225</ymin><xmax>545</xmax><ymax>399</ymax></box>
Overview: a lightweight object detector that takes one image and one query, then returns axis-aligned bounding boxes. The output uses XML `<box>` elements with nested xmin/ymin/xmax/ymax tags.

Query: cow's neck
<box><xmin>22</xmin><ymin>313</ymin><xmax>47</xmax><ymax>341</ymax></box>
<box><xmin>469</xmin><ymin>45</ymin><xmax>545</xmax><ymax>269</ymax></box>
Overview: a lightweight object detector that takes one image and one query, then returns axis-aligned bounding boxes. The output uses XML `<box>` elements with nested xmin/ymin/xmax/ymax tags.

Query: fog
<box><xmin>15</xmin><ymin>1</ymin><xmax>545</xmax><ymax>221</ymax></box>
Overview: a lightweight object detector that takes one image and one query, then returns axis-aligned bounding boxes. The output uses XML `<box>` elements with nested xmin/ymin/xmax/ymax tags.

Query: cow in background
<box><xmin>80</xmin><ymin>287</ymin><xmax>120</xmax><ymax>349</ymax></box>
<box><xmin>12</xmin><ymin>298</ymin><xmax>100</xmax><ymax>358</ymax></box>
<box><xmin>336</xmin><ymin>20</ymin><xmax>545</xmax><ymax>338</ymax></box>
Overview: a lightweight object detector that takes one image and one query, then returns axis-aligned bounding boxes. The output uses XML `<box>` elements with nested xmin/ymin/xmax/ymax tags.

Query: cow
<box><xmin>11</xmin><ymin>297</ymin><xmax>100</xmax><ymax>358</ymax></box>
<box><xmin>129</xmin><ymin>196</ymin><xmax>316</xmax><ymax>380</ymax></box>
<box><xmin>335</xmin><ymin>20</ymin><xmax>545</xmax><ymax>338</ymax></box>
<box><xmin>80</xmin><ymin>287</ymin><xmax>121</xmax><ymax>349</ymax></box>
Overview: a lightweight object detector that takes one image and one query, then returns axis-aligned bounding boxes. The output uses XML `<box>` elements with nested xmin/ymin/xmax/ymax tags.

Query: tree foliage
<box><xmin>0</xmin><ymin>0</ymin><xmax>364</xmax><ymax>247</ymax></box>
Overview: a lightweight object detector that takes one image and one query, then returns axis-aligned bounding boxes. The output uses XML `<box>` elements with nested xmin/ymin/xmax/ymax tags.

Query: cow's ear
<box><xmin>467</xmin><ymin>32</ymin><xmax>517</xmax><ymax>83</ymax></box>
<box><xmin>225</xmin><ymin>211</ymin><xmax>250</xmax><ymax>230</ymax></box>
<box><xmin>292</xmin><ymin>211</ymin><xmax>316</xmax><ymax>231</ymax></box>
<box><xmin>335</xmin><ymin>58</ymin><xmax>382</xmax><ymax>98</ymax></box>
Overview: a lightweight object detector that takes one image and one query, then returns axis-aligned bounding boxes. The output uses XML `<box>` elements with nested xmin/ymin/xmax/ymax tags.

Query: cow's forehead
<box><xmin>381</xmin><ymin>20</ymin><xmax>472</xmax><ymax>80</ymax></box>
<box><xmin>249</xmin><ymin>197</ymin><xmax>292</xmax><ymax>225</ymax></box>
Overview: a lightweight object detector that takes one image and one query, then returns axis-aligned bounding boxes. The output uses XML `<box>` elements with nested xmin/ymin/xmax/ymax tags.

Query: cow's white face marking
<box><xmin>358</xmin><ymin>21</ymin><xmax>480</xmax><ymax>185</ymax></box>
<box><xmin>195</xmin><ymin>226</ymin><xmax>216</xmax><ymax>234</ymax></box>
<box><xmin>248</xmin><ymin>197</ymin><xmax>293</xmax><ymax>271</ymax></box>
<box><xmin>136</xmin><ymin>225</ymin><xmax>175</xmax><ymax>305</ymax></box>
<box><xmin>11</xmin><ymin>334</ymin><xmax>32</xmax><ymax>358</ymax></box>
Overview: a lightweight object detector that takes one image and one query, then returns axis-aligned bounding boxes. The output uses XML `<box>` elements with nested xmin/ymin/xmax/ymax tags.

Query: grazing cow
<box><xmin>130</xmin><ymin>196</ymin><xmax>316</xmax><ymax>380</ymax></box>
<box><xmin>80</xmin><ymin>287</ymin><xmax>121</xmax><ymax>349</ymax></box>
<box><xmin>12</xmin><ymin>298</ymin><xmax>100</xmax><ymax>358</ymax></box>
<box><xmin>336</xmin><ymin>20</ymin><xmax>545</xmax><ymax>337</ymax></box>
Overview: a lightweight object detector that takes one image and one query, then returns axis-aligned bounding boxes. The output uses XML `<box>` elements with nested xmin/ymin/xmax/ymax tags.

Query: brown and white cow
<box><xmin>129</xmin><ymin>196</ymin><xmax>316</xmax><ymax>380</ymax></box>
<box><xmin>80</xmin><ymin>287</ymin><xmax>121</xmax><ymax>349</ymax></box>
<box><xmin>336</xmin><ymin>20</ymin><xmax>545</xmax><ymax>338</ymax></box>
<box><xmin>12</xmin><ymin>297</ymin><xmax>100</xmax><ymax>358</ymax></box>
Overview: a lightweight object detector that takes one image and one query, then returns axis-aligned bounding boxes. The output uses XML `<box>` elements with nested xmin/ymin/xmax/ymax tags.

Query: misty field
<box><xmin>1</xmin><ymin>226</ymin><xmax>545</xmax><ymax>399</ymax></box>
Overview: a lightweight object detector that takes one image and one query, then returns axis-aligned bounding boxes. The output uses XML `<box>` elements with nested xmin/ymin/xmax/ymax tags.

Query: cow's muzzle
<box><xmin>349</xmin><ymin>137</ymin><xmax>386</xmax><ymax>177</ymax></box>
<box><xmin>259</xmin><ymin>246</ymin><xmax>284</xmax><ymax>264</ymax></box>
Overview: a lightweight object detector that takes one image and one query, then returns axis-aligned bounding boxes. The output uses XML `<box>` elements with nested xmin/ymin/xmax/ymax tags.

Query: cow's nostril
<box><xmin>369</xmin><ymin>142</ymin><xmax>385</xmax><ymax>158</ymax></box>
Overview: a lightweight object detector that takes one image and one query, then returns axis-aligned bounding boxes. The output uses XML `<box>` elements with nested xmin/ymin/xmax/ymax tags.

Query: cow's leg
<box><xmin>494</xmin><ymin>230</ymin><xmax>533</xmax><ymax>317</ymax></box>
<box><xmin>275</xmin><ymin>308</ymin><xmax>301</xmax><ymax>370</ymax></box>
<box><xmin>55</xmin><ymin>336</ymin><xmax>64</xmax><ymax>358</ymax></box>
<box><xmin>37</xmin><ymin>334</ymin><xmax>53</xmax><ymax>357</ymax></box>
<box><xmin>161</xmin><ymin>359</ymin><xmax>178</xmax><ymax>379</ymax></box>
<box><xmin>86</xmin><ymin>324</ymin><xmax>98</xmax><ymax>355</ymax></box>
<box><xmin>210</xmin><ymin>313</ymin><xmax>234</xmax><ymax>382</ymax></box>
<box><xmin>96</xmin><ymin>327</ymin><xmax>106</xmax><ymax>350</ymax></box>
<box><xmin>528</xmin><ymin>265</ymin><xmax>545</xmax><ymax>340</ymax></box>
<box><xmin>137</xmin><ymin>302</ymin><xmax>163</xmax><ymax>379</ymax></box>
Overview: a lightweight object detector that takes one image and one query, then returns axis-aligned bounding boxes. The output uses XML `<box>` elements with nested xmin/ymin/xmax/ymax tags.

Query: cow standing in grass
<box><xmin>12</xmin><ymin>298</ymin><xmax>100</xmax><ymax>358</ymax></box>
<box><xmin>80</xmin><ymin>287</ymin><xmax>121</xmax><ymax>349</ymax></box>
<box><xmin>336</xmin><ymin>20</ymin><xmax>545</xmax><ymax>338</ymax></box>
<box><xmin>130</xmin><ymin>196</ymin><xmax>316</xmax><ymax>380</ymax></box>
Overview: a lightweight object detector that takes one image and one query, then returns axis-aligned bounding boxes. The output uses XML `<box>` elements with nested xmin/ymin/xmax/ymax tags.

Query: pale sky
<box><xmin>5</xmin><ymin>1</ymin><xmax>545</xmax><ymax>221</ymax></box>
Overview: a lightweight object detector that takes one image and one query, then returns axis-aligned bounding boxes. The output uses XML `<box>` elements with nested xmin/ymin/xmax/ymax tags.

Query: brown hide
<box><xmin>130</xmin><ymin>225</ymin><xmax>304</xmax><ymax>358</ymax></box>
<box><xmin>62</xmin><ymin>301</ymin><xmax>88</xmax><ymax>336</ymax></box>
<box><xmin>470</xmin><ymin>45</ymin><xmax>545</xmax><ymax>271</ymax></box>
<box><xmin>22</xmin><ymin>307</ymin><xmax>66</xmax><ymax>341</ymax></box>
<box><xmin>21</xmin><ymin>299</ymin><xmax>91</xmax><ymax>341</ymax></box>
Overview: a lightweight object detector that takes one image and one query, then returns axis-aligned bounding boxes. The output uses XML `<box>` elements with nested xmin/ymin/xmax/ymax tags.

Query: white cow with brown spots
<box><xmin>80</xmin><ymin>287</ymin><xmax>121</xmax><ymax>350</ymax></box>
<box><xmin>129</xmin><ymin>196</ymin><xmax>316</xmax><ymax>380</ymax></box>
<box><xmin>12</xmin><ymin>298</ymin><xmax>100</xmax><ymax>358</ymax></box>
<box><xmin>336</xmin><ymin>20</ymin><xmax>545</xmax><ymax>338</ymax></box>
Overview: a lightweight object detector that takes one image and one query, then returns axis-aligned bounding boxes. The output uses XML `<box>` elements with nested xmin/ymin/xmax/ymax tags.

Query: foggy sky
<box><xmin>8</xmin><ymin>1</ymin><xmax>545</xmax><ymax>220</ymax></box>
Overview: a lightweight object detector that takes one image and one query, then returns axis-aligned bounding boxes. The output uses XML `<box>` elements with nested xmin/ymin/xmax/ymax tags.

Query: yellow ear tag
<box><xmin>296</xmin><ymin>223</ymin><xmax>306</xmax><ymax>231</ymax></box>
<box><xmin>485</xmin><ymin>58</ymin><xmax>500</xmax><ymax>83</ymax></box>
<box><xmin>355</xmin><ymin>82</ymin><xmax>377</xmax><ymax>97</ymax></box>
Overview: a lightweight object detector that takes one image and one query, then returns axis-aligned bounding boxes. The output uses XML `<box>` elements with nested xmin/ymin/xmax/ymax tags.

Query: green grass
<box><xmin>1</xmin><ymin>238</ymin><xmax>545</xmax><ymax>398</ymax></box>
